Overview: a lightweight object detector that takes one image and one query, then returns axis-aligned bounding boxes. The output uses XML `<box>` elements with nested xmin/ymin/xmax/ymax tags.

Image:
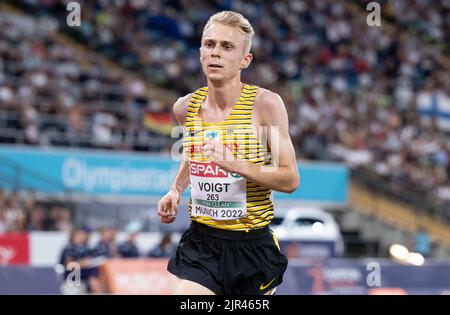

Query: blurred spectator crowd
<box><xmin>379</xmin><ymin>0</ymin><xmax>449</xmax><ymax>56</ymax></box>
<box><xmin>0</xmin><ymin>10</ymin><xmax>171</xmax><ymax>152</ymax></box>
<box><xmin>1</xmin><ymin>0</ymin><xmax>450</xmax><ymax>215</ymax></box>
<box><xmin>0</xmin><ymin>189</ymin><xmax>72</xmax><ymax>233</ymax></box>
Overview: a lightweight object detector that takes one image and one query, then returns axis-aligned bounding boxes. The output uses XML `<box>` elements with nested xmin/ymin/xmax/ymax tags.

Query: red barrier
<box><xmin>0</xmin><ymin>233</ymin><xmax>30</xmax><ymax>265</ymax></box>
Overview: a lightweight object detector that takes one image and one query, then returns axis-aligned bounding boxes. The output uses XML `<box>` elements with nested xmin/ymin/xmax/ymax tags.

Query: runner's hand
<box><xmin>158</xmin><ymin>189</ymin><xmax>180</xmax><ymax>224</ymax></box>
<box><xmin>202</xmin><ymin>139</ymin><xmax>239</xmax><ymax>173</ymax></box>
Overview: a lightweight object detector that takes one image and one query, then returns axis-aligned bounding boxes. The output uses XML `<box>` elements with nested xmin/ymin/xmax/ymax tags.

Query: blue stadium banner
<box><xmin>0</xmin><ymin>146</ymin><xmax>348</xmax><ymax>203</ymax></box>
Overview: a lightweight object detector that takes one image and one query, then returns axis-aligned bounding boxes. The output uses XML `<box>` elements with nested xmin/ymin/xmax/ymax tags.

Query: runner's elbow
<box><xmin>287</xmin><ymin>181</ymin><xmax>299</xmax><ymax>194</ymax></box>
<box><xmin>278</xmin><ymin>175</ymin><xmax>299</xmax><ymax>193</ymax></box>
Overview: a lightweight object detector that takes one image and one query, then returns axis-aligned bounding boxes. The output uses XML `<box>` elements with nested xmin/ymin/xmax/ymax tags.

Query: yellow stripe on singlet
<box><xmin>184</xmin><ymin>84</ymin><xmax>273</xmax><ymax>231</ymax></box>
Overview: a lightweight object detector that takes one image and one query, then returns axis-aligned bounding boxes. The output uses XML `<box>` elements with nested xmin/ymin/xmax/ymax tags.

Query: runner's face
<box><xmin>200</xmin><ymin>23</ymin><xmax>251</xmax><ymax>83</ymax></box>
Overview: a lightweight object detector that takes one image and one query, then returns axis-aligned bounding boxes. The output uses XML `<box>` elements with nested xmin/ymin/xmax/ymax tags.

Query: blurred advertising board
<box><xmin>0</xmin><ymin>266</ymin><xmax>60</xmax><ymax>294</ymax></box>
<box><xmin>278</xmin><ymin>259</ymin><xmax>450</xmax><ymax>295</ymax></box>
<box><xmin>99</xmin><ymin>258</ymin><xmax>175</xmax><ymax>294</ymax></box>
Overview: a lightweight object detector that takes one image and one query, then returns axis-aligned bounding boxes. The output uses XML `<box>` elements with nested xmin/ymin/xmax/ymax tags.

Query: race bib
<box><xmin>190</xmin><ymin>161</ymin><xmax>247</xmax><ymax>220</ymax></box>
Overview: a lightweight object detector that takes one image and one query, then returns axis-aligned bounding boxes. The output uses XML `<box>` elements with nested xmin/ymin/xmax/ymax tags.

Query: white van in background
<box><xmin>270</xmin><ymin>207</ymin><xmax>345</xmax><ymax>257</ymax></box>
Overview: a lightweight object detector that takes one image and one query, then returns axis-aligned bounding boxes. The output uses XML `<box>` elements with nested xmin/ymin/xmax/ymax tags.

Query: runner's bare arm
<box><xmin>158</xmin><ymin>94</ymin><xmax>191</xmax><ymax>223</ymax></box>
<box><xmin>203</xmin><ymin>90</ymin><xmax>299</xmax><ymax>193</ymax></box>
<box><xmin>169</xmin><ymin>94</ymin><xmax>192</xmax><ymax>194</ymax></box>
<box><xmin>239</xmin><ymin>91</ymin><xmax>299</xmax><ymax>193</ymax></box>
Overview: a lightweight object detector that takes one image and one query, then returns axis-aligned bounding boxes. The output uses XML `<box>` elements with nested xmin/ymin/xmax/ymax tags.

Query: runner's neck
<box><xmin>206</xmin><ymin>79</ymin><xmax>243</xmax><ymax>111</ymax></box>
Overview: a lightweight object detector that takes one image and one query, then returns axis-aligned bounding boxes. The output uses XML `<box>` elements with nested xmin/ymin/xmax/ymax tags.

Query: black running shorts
<box><xmin>167</xmin><ymin>221</ymin><xmax>288</xmax><ymax>295</ymax></box>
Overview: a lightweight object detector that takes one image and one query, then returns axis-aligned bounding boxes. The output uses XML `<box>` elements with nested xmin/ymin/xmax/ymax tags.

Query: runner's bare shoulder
<box><xmin>173</xmin><ymin>93</ymin><xmax>193</xmax><ymax>126</ymax></box>
<box><xmin>253</xmin><ymin>88</ymin><xmax>285</xmax><ymax>124</ymax></box>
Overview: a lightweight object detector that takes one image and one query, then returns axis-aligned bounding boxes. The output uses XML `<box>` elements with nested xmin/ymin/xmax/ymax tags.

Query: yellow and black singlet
<box><xmin>183</xmin><ymin>84</ymin><xmax>274</xmax><ymax>231</ymax></box>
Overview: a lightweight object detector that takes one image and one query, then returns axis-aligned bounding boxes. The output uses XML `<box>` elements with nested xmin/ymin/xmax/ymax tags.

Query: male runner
<box><xmin>158</xmin><ymin>11</ymin><xmax>299</xmax><ymax>295</ymax></box>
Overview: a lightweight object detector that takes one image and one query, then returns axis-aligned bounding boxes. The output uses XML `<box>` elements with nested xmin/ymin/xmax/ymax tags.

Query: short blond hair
<box><xmin>202</xmin><ymin>11</ymin><xmax>254</xmax><ymax>54</ymax></box>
